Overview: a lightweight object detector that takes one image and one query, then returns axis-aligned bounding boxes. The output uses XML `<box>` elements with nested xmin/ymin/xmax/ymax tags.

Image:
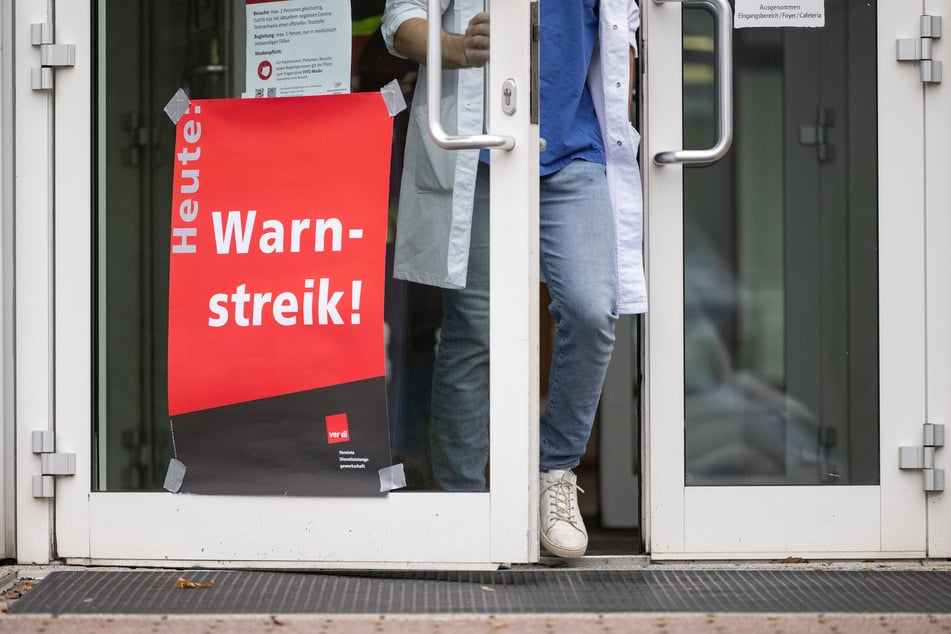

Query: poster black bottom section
<box><xmin>171</xmin><ymin>377</ymin><xmax>391</xmax><ymax>496</ymax></box>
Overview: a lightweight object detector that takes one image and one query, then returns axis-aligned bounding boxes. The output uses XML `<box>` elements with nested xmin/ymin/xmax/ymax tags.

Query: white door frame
<box><xmin>17</xmin><ymin>0</ymin><xmax>539</xmax><ymax>568</ymax></box>
<box><xmin>642</xmin><ymin>0</ymin><xmax>933</xmax><ymax>558</ymax></box>
<box><xmin>925</xmin><ymin>0</ymin><xmax>950</xmax><ymax>558</ymax></box>
<box><xmin>14</xmin><ymin>0</ymin><xmax>57</xmax><ymax>565</ymax></box>
<box><xmin>0</xmin><ymin>0</ymin><xmax>16</xmax><ymax>561</ymax></box>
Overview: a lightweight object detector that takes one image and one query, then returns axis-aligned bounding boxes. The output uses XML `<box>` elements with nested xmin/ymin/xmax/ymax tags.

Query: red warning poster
<box><xmin>167</xmin><ymin>93</ymin><xmax>393</xmax><ymax>496</ymax></box>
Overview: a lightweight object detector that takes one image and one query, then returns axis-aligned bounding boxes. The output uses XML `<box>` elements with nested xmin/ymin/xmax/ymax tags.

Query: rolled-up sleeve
<box><xmin>628</xmin><ymin>0</ymin><xmax>640</xmax><ymax>55</ymax></box>
<box><xmin>382</xmin><ymin>0</ymin><xmax>443</xmax><ymax>58</ymax></box>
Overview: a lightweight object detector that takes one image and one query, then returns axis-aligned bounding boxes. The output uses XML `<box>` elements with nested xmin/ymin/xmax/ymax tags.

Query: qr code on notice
<box><xmin>254</xmin><ymin>88</ymin><xmax>264</xmax><ymax>98</ymax></box>
<box><xmin>267</xmin><ymin>87</ymin><xmax>277</xmax><ymax>97</ymax></box>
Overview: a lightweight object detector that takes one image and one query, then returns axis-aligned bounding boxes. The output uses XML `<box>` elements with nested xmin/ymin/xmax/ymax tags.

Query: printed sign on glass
<box><xmin>245</xmin><ymin>0</ymin><xmax>351</xmax><ymax>97</ymax></box>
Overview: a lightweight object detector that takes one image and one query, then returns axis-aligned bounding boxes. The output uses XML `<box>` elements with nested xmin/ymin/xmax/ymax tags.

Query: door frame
<box><xmin>0</xmin><ymin>0</ymin><xmax>16</xmax><ymax>561</ymax></box>
<box><xmin>925</xmin><ymin>0</ymin><xmax>951</xmax><ymax>559</ymax></box>
<box><xmin>15</xmin><ymin>0</ymin><xmax>57</xmax><ymax>565</ymax></box>
<box><xmin>642</xmin><ymin>0</ymin><xmax>932</xmax><ymax>558</ymax></box>
<box><xmin>16</xmin><ymin>0</ymin><xmax>540</xmax><ymax>568</ymax></box>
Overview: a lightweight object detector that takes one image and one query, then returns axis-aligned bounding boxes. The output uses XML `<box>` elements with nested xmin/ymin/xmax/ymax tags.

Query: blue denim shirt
<box><xmin>539</xmin><ymin>0</ymin><xmax>605</xmax><ymax>174</ymax></box>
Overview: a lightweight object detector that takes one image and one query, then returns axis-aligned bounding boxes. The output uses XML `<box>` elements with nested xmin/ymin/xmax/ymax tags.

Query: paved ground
<box><xmin>2</xmin><ymin>613</ymin><xmax>951</xmax><ymax>633</ymax></box>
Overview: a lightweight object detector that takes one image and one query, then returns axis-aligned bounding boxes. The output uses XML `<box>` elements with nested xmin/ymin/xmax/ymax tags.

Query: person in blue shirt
<box><xmin>382</xmin><ymin>0</ymin><xmax>644</xmax><ymax>558</ymax></box>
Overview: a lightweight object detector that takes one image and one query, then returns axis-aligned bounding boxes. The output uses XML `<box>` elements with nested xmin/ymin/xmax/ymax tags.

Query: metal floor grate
<box><xmin>10</xmin><ymin>569</ymin><xmax>951</xmax><ymax>615</ymax></box>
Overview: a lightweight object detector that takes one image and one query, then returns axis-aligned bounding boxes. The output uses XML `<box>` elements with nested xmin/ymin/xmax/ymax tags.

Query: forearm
<box><xmin>393</xmin><ymin>16</ymin><xmax>487</xmax><ymax>70</ymax></box>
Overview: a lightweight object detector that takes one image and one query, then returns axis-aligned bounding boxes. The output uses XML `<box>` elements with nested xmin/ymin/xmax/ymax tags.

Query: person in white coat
<box><xmin>382</xmin><ymin>0</ymin><xmax>644</xmax><ymax>558</ymax></box>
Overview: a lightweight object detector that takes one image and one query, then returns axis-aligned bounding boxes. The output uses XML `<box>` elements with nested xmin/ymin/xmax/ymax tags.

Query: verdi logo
<box><xmin>325</xmin><ymin>413</ymin><xmax>350</xmax><ymax>444</ymax></box>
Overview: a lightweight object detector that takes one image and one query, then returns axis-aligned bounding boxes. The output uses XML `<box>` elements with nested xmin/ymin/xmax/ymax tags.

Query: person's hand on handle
<box><xmin>393</xmin><ymin>12</ymin><xmax>490</xmax><ymax>69</ymax></box>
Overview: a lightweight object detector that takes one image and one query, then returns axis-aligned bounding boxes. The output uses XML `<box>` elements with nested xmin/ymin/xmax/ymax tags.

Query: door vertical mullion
<box><xmin>14</xmin><ymin>0</ymin><xmax>55</xmax><ymax>564</ymax></box>
<box><xmin>878</xmin><ymin>0</ymin><xmax>929</xmax><ymax>553</ymax></box>
<box><xmin>51</xmin><ymin>0</ymin><xmax>92</xmax><ymax>559</ymax></box>
<box><xmin>488</xmin><ymin>0</ymin><xmax>539</xmax><ymax>564</ymax></box>
<box><xmin>1</xmin><ymin>0</ymin><xmax>18</xmax><ymax>560</ymax></box>
<box><xmin>643</xmin><ymin>0</ymin><xmax>687</xmax><ymax>556</ymax></box>
<box><xmin>924</xmin><ymin>0</ymin><xmax>951</xmax><ymax>558</ymax></box>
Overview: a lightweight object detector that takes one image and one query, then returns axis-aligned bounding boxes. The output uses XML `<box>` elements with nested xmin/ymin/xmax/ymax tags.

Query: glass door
<box><xmin>644</xmin><ymin>0</ymin><xmax>933</xmax><ymax>557</ymax></box>
<box><xmin>37</xmin><ymin>0</ymin><xmax>539</xmax><ymax>567</ymax></box>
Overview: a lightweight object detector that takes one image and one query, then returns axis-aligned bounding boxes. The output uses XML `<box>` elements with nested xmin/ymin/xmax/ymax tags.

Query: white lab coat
<box><xmin>382</xmin><ymin>0</ymin><xmax>646</xmax><ymax>314</ymax></box>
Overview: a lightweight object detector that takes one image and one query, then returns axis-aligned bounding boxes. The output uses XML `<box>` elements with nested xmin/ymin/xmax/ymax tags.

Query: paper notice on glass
<box><xmin>735</xmin><ymin>0</ymin><xmax>825</xmax><ymax>28</ymax></box>
<box><xmin>245</xmin><ymin>0</ymin><xmax>351</xmax><ymax>98</ymax></box>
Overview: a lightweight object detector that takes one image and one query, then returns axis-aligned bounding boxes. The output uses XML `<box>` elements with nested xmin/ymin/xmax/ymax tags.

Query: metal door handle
<box><xmin>653</xmin><ymin>0</ymin><xmax>733</xmax><ymax>166</ymax></box>
<box><xmin>426</xmin><ymin>0</ymin><xmax>515</xmax><ymax>150</ymax></box>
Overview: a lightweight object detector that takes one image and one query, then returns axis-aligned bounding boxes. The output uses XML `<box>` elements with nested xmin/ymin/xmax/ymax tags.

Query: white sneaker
<box><xmin>539</xmin><ymin>469</ymin><xmax>588</xmax><ymax>558</ymax></box>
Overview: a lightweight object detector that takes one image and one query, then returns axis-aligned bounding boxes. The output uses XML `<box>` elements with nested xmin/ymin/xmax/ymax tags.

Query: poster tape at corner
<box><xmin>380</xmin><ymin>79</ymin><xmax>407</xmax><ymax>117</ymax></box>
<box><xmin>164</xmin><ymin>458</ymin><xmax>187</xmax><ymax>493</ymax></box>
<box><xmin>379</xmin><ymin>463</ymin><xmax>407</xmax><ymax>493</ymax></box>
<box><xmin>164</xmin><ymin>89</ymin><xmax>192</xmax><ymax>124</ymax></box>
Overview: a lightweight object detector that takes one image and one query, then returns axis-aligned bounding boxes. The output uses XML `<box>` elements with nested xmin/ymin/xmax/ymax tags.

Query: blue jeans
<box><xmin>431</xmin><ymin>160</ymin><xmax>618</xmax><ymax>491</ymax></box>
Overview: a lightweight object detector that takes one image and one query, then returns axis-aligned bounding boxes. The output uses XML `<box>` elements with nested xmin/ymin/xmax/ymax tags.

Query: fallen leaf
<box><xmin>270</xmin><ymin>615</ymin><xmax>285</xmax><ymax>626</ymax></box>
<box><xmin>175</xmin><ymin>577</ymin><xmax>215</xmax><ymax>589</ymax></box>
<box><xmin>773</xmin><ymin>556</ymin><xmax>809</xmax><ymax>564</ymax></box>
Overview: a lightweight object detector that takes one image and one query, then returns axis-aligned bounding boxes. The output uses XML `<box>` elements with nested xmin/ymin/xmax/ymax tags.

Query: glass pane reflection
<box><xmin>683</xmin><ymin>1</ymin><xmax>880</xmax><ymax>486</ymax></box>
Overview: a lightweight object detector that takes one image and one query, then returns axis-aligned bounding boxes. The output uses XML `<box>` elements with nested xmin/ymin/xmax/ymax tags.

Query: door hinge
<box><xmin>899</xmin><ymin>423</ymin><xmax>945</xmax><ymax>492</ymax></box>
<box><xmin>32</xmin><ymin>431</ymin><xmax>76</xmax><ymax>498</ymax></box>
<box><xmin>896</xmin><ymin>15</ymin><xmax>942</xmax><ymax>84</ymax></box>
<box><xmin>30</xmin><ymin>23</ymin><xmax>76</xmax><ymax>92</ymax></box>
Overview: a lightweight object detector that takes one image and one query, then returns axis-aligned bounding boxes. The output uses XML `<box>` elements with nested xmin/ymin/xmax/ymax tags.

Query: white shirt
<box><xmin>382</xmin><ymin>0</ymin><xmax>646</xmax><ymax>314</ymax></box>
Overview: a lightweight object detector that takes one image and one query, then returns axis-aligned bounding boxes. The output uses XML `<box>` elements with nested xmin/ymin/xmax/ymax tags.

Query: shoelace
<box><xmin>543</xmin><ymin>475</ymin><xmax>585</xmax><ymax>529</ymax></box>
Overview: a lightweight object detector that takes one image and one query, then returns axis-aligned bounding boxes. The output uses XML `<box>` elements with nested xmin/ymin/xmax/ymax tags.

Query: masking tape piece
<box><xmin>163</xmin><ymin>458</ymin><xmax>187</xmax><ymax>493</ymax></box>
<box><xmin>164</xmin><ymin>89</ymin><xmax>191</xmax><ymax>124</ymax></box>
<box><xmin>379</xmin><ymin>463</ymin><xmax>407</xmax><ymax>493</ymax></box>
<box><xmin>380</xmin><ymin>79</ymin><xmax>407</xmax><ymax>117</ymax></box>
